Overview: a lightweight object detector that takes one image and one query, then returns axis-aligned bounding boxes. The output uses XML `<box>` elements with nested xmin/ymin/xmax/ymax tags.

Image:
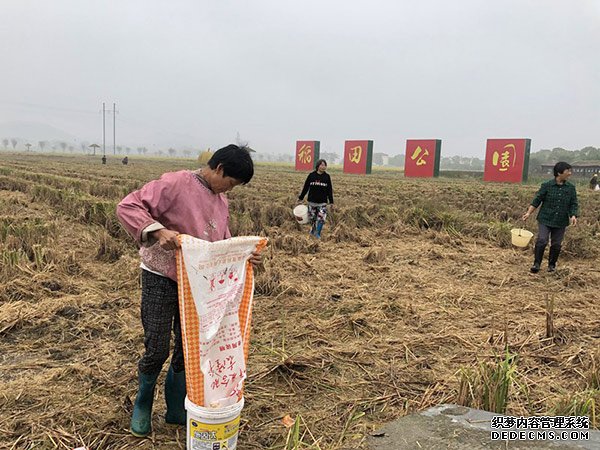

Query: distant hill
<box><xmin>0</xmin><ymin>121</ymin><xmax>76</xmax><ymax>142</ymax></box>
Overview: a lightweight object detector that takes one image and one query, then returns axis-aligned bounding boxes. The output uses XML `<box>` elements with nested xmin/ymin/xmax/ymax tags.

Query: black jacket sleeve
<box><xmin>298</xmin><ymin>173</ymin><xmax>312</xmax><ymax>200</ymax></box>
<box><xmin>327</xmin><ymin>174</ymin><xmax>334</xmax><ymax>204</ymax></box>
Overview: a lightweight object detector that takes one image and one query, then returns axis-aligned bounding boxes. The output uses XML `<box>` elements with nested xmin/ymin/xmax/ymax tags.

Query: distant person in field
<box><xmin>122</xmin><ymin>156</ymin><xmax>129</xmax><ymax>165</ymax></box>
<box><xmin>297</xmin><ymin>159</ymin><xmax>334</xmax><ymax>238</ymax></box>
<box><xmin>116</xmin><ymin>145</ymin><xmax>262</xmax><ymax>437</ymax></box>
<box><xmin>101</xmin><ymin>155</ymin><xmax>107</xmax><ymax>165</ymax></box>
<box><xmin>522</xmin><ymin>161</ymin><xmax>578</xmax><ymax>273</ymax></box>
<box><xmin>590</xmin><ymin>173</ymin><xmax>598</xmax><ymax>190</ymax></box>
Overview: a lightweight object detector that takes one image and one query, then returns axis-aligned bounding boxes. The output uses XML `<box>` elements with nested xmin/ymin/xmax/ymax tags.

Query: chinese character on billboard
<box><xmin>295</xmin><ymin>141</ymin><xmax>320</xmax><ymax>171</ymax></box>
<box><xmin>404</xmin><ymin>139</ymin><xmax>442</xmax><ymax>178</ymax></box>
<box><xmin>483</xmin><ymin>139</ymin><xmax>531</xmax><ymax>183</ymax></box>
<box><xmin>343</xmin><ymin>140</ymin><xmax>373</xmax><ymax>174</ymax></box>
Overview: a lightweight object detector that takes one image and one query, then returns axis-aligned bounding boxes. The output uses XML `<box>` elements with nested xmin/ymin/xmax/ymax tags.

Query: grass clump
<box><xmin>283</xmin><ymin>414</ymin><xmax>323</xmax><ymax>450</ymax></box>
<box><xmin>551</xmin><ymin>390</ymin><xmax>598</xmax><ymax>428</ymax></box>
<box><xmin>457</xmin><ymin>351</ymin><xmax>519</xmax><ymax>414</ymax></box>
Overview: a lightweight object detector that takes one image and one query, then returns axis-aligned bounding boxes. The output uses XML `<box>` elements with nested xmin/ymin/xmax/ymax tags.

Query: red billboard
<box><xmin>483</xmin><ymin>139</ymin><xmax>531</xmax><ymax>183</ymax></box>
<box><xmin>295</xmin><ymin>141</ymin><xmax>320</xmax><ymax>171</ymax></box>
<box><xmin>343</xmin><ymin>140</ymin><xmax>373</xmax><ymax>174</ymax></box>
<box><xmin>404</xmin><ymin>139</ymin><xmax>441</xmax><ymax>178</ymax></box>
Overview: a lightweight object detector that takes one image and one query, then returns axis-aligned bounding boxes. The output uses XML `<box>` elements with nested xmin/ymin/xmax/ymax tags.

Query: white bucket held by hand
<box><xmin>293</xmin><ymin>204</ymin><xmax>309</xmax><ymax>224</ymax></box>
<box><xmin>185</xmin><ymin>396</ymin><xmax>245</xmax><ymax>450</ymax></box>
<box><xmin>511</xmin><ymin>228</ymin><xmax>533</xmax><ymax>247</ymax></box>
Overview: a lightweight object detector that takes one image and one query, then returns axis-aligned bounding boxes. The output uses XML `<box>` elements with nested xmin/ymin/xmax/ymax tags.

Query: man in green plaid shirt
<box><xmin>522</xmin><ymin>162</ymin><xmax>578</xmax><ymax>273</ymax></box>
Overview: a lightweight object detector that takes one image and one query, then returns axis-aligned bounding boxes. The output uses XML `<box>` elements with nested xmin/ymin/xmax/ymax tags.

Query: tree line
<box><xmin>2</xmin><ymin>138</ymin><xmax>598</xmax><ymax>172</ymax></box>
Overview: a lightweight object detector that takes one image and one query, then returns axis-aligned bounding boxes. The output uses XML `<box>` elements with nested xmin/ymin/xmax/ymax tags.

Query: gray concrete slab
<box><xmin>368</xmin><ymin>404</ymin><xmax>600</xmax><ymax>450</ymax></box>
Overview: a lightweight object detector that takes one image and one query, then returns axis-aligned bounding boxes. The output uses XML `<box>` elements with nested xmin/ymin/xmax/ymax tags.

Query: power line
<box><xmin>101</xmin><ymin>102</ymin><xmax>119</xmax><ymax>155</ymax></box>
<box><xmin>0</xmin><ymin>101</ymin><xmax>99</xmax><ymax>115</ymax></box>
<box><xmin>113</xmin><ymin>103</ymin><xmax>116</xmax><ymax>155</ymax></box>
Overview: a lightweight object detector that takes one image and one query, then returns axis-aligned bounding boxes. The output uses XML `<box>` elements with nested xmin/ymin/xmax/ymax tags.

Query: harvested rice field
<box><xmin>0</xmin><ymin>153</ymin><xmax>599</xmax><ymax>449</ymax></box>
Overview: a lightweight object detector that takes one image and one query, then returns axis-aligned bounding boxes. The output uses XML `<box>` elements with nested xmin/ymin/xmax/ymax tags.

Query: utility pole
<box><xmin>102</xmin><ymin>102</ymin><xmax>106</xmax><ymax>156</ymax></box>
<box><xmin>113</xmin><ymin>102</ymin><xmax>116</xmax><ymax>154</ymax></box>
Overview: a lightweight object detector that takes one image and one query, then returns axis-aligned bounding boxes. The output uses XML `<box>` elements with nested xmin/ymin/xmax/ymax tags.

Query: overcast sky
<box><xmin>1</xmin><ymin>1</ymin><xmax>599</xmax><ymax>157</ymax></box>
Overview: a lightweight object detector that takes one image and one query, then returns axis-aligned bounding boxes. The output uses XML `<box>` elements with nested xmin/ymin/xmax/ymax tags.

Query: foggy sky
<box><xmin>1</xmin><ymin>0</ymin><xmax>599</xmax><ymax>157</ymax></box>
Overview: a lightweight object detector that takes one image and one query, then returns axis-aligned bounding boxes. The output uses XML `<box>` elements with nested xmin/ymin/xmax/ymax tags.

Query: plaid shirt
<box><xmin>531</xmin><ymin>179</ymin><xmax>578</xmax><ymax>228</ymax></box>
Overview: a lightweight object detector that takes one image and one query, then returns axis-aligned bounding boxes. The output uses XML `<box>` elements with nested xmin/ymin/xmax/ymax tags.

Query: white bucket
<box><xmin>511</xmin><ymin>228</ymin><xmax>533</xmax><ymax>247</ymax></box>
<box><xmin>185</xmin><ymin>396</ymin><xmax>244</xmax><ymax>450</ymax></box>
<box><xmin>293</xmin><ymin>204</ymin><xmax>309</xmax><ymax>224</ymax></box>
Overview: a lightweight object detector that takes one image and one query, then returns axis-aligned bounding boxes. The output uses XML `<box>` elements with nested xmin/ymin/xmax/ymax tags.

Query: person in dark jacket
<box><xmin>522</xmin><ymin>161</ymin><xmax>578</xmax><ymax>273</ymax></box>
<box><xmin>297</xmin><ymin>159</ymin><xmax>334</xmax><ymax>238</ymax></box>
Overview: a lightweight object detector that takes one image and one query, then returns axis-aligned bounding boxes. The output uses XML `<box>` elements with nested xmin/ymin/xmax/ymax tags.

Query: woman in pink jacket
<box><xmin>117</xmin><ymin>145</ymin><xmax>261</xmax><ymax>437</ymax></box>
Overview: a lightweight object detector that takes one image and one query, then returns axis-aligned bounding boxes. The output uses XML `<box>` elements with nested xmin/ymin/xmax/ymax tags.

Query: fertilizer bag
<box><xmin>176</xmin><ymin>235</ymin><xmax>267</xmax><ymax>408</ymax></box>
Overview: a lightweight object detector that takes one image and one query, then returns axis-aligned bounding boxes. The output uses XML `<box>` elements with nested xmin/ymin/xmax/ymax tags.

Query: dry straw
<box><xmin>0</xmin><ymin>155</ymin><xmax>599</xmax><ymax>449</ymax></box>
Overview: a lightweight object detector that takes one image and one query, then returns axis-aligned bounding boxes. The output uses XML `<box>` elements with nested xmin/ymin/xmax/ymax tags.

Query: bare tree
<box><xmin>137</xmin><ymin>147</ymin><xmax>143</xmax><ymax>155</ymax></box>
<box><xmin>68</xmin><ymin>145</ymin><xmax>75</xmax><ymax>153</ymax></box>
<box><xmin>321</xmin><ymin>151</ymin><xmax>339</xmax><ymax>164</ymax></box>
<box><xmin>10</xmin><ymin>138</ymin><xmax>17</xmax><ymax>150</ymax></box>
<box><xmin>25</xmin><ymin>143</ymin><xmax>32</xmax><ymax>152</ymax></box>
<box><xmin>38</xmin><ymin>141</ymin><xmax>46</xmax><ymax>152</ymax></box>
<box><xmin>235</xmin><ymin>131</ymin><xmax>249</xmax><ymax>148</ymax></box>
<box><xmin>59</xmin><ymin>142</ymin><xmax>67</xmax><ymax>152</ymax></box>
<box><xmin>2</xmin><ymin>138</ymin><xmax>8</xmax><ymax>149</ymax></box>
<box><xmin>168</xmin><ymin>147</ymin><xmax>176</xmax><ymax>157</ymax></box>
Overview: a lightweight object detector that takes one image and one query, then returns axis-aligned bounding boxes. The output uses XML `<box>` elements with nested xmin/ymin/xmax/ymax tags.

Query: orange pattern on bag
<box><xmin>176</xmin><ymin>237</ymin><xmax>267</xmax><ymax>407</ymax></box>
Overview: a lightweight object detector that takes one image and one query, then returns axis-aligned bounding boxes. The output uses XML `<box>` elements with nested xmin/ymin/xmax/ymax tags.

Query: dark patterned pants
<box><xmin>535</xmin><ymin>223</ymin><xmax>566</xmax><ymax>250</ymax></box>
<box><xmin>138</xmin><ymin>270</ymin><xmax>184</xmax><ymax>374</ymax></box>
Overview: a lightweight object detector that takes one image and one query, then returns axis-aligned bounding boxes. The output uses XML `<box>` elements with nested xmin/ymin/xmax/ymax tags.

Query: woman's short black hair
<box><xmin>315</xmin><ymin>159</ymin><xmax>327</xmax><ymax>170</ymax></box>
<box><xmin>208</xmin><ymin>145</ymin><xmax>254</xmax><ymax>184</ymax></box>
<box><xmin>553</xmin><ymin>161</ymin><xmax>572</xmax><ymax>177</ymax></box>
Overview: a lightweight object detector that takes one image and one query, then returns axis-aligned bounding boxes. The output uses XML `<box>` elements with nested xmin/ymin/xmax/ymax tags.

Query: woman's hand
<box><xmin>248</xmin><ymin>250</ymin><xmax>262</xmax><ymax>268</ymax></box>
<box><xmin>522</xmin><ymin>205</ymin><xmax>536</xmax><ymax>222</ymax></box>
<box><xmin>152</xmin><ymin>228</ymin><xmax>181</xmax><ymax>251</ymax></box>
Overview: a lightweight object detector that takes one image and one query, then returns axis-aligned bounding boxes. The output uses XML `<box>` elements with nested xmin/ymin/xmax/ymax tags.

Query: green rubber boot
<box><xmin>130</xmin><ymin>370</ymin><xmax>160</xmax><ymax>437</ymax></box>
<box><xmin>315</xmin><ymin>222</ymin><xmax>324</xmax><ymax>239</ymax></box>
<box><xmin>165</xmin><ymin>365</ymin><xmax>187</xmax><ymax>425</ymax></box>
